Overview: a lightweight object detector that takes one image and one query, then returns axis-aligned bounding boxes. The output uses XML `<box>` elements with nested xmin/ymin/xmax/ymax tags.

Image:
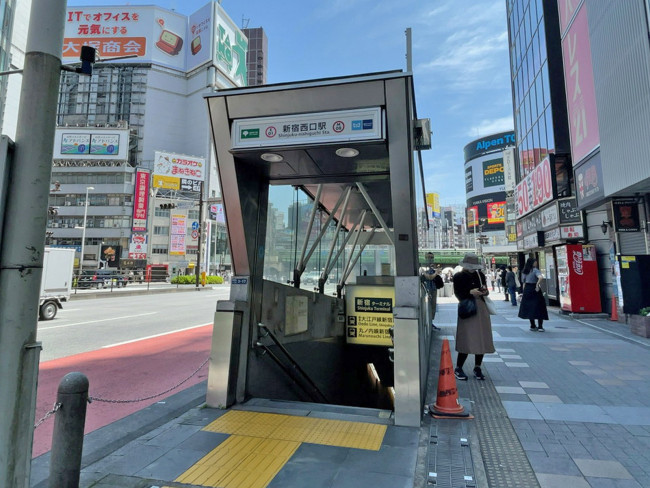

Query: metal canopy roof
<box><xmin>206</xmin><ymin>71</ymin><xmax>417</xmax><ymax>234</ymax></box>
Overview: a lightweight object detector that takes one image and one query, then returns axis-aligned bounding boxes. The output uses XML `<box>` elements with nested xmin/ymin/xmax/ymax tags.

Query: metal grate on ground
<box><xmin>426</xmin><ymin>420</ymin><xmax>476</xmax><ymax>488</ymax></box>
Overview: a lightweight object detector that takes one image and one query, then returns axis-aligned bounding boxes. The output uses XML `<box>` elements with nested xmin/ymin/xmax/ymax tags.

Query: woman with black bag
<box><xmin>518</xmin><ymin>257</ymin><xmax>549</xmax><ymax>331</ymax></box>
<box><xmin>452</xmin><ymin>253</ymin><xmax>495</xmax><ymax>381</ymax></box>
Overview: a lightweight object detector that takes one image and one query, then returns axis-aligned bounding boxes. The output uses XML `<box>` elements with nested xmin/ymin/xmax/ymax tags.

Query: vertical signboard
<box><xmin>215</xmin><ymin>3</ymin><xmax>248</xmax><ymax>86</ymax></box>
<box><xmin>561</xmin><ymin>3</ymin><xmax>600</xmax><ymax>165</ymax></box>
<box><xmin>129</xmin><ymin>234</ymin><xmax>147</xmax><ymax>259</ymax></box>
<box><xmin>612</xmin><ymin>198</ymin><xmax>641</xmax><ymax>232</ymax></box>
<box><xmin>426</xmin><ymin>193</ymin><xmax>440</xmax><ymax>221</ymax></box>
<box><xmin>132</xmin><ymin>169</ymin><xmax>149</xmax><ymax>232</ymax></box>
<box><xmin>186</xmin><ymin>2</ymin><xmax>213</xmax><ymax>72</ymax></box>
<box><xmin>345</xmin><ymin>285</ymin><xmax>394</xmax><ymax>346</ymax></box>
<box><xmin>574</xmin><ymin>153</ymin><xmax>604</xmax><ymax>209</ymax></box>
<box><xmin>170</xmin><ymin>214</ymin><xmax>186</xmax><ymax>255</ymax></box>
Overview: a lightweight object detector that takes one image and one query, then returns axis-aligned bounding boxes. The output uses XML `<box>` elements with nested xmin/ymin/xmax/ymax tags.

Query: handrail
<box><xmin>255</xmin><ymin>341</ymin><xmax>320</xmax><ymax>402</ymax></box>
<box><xmin>257</xmin><ymin>323</ymin><xmax>330</xmax><ymax>403</ymax></box>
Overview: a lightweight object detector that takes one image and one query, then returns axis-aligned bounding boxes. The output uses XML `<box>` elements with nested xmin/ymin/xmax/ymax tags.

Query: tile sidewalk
<box><xmin>30</xmin><ymin>290</ymin><xmax>650</xmax><ymax>487</ymax></box>
<box><xmin>432</xmin><ymin>290</ymin><xmax>650</xmax><ymax>488</ymax></box>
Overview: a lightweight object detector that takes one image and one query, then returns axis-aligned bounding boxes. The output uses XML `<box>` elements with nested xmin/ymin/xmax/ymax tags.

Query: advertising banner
<box><xmin>612</xmin><ymin>198</ymin><xmax>641</xmax><ymax>232</ymax></box>
<box><xmin>466</xmin><ymin>192</ymin><xmax>507</xmax><ymax>231</ymax></box>
<box><xmin>345</xmin><ymin>285</ymin><xmax>394</xmax><ymax>346</ymax></box>
<box><xmin>153</xmin><ymin>151</ymin><xmax>205</xmax><ymax>190</ymax></box>
<box><xmin>132</xmin><ymin>170</ymin><xmax>149</xmax><ymax>232</ymax></box>
<box><xmin>215</xmin><ymin>3</ymin><xmax>248</xmax><ymax>86</ymax></box>
<box><xmin>560</xmin><ymin>225</ymin><xmax>584</xmax><ymax>239</ymax></box>
<box><xmin>63</xmin><ymin>6</ymin><xmax>188</xmax><ymax>71</ymax></box>
<box><xmin>231</xmin><ymin>108</ymin><xmax>383</xmax><ymax>149</ymax></box>
<box><xmin>128</xmin><ymin>234</ymin><xmax>147</xmax><ymax>259</ymax></box>
<box><xmin>575</xmin><ymin>153</ymin><xmax>604</xmax><ymax>208</ymax></box>
<box><xmin>186</xmin><ymin>2</ymin><xmax>213</xmax><ymax>72</ymax></box>
<box><xmin>561</xmin><ymin>3</ymin><xmax>600</xmax><ymax>166</ymax></box>
<box><xmin>170</xmin><ymin>214</ymin><xmax>186</xmax><ymax>255</ymax></box>
<box><xmin>63</xmin><ymin>4</ymin><xmax>247</xmax><ymax>84</ymax></box>
<box><xmin>465</xmin><ymin>152</ymin><xmax>506</xmax><ymax>200</ymax></box>
<box><xmin>54</xmin><ymin>128</ymin><xmax>129</xmax><ymax>160</ymax></box>
<box><xmin>502</xmin><ymin>147</ymin><xmax>517</xmax><ymax>192</ymax></box>
<box><xmin>100</xmin><ymin>245</ymin><xmax>121</xmax><ymax>267</ymax></box>
<box><xmin>515</xmin><ymin>157</ymin><xmax>555</xmax><ymax>218</ymax></box>
<box><xmin>426</xmin><ymin>193</ymin><xmax>440</xmax><ymax>220</ymax></box>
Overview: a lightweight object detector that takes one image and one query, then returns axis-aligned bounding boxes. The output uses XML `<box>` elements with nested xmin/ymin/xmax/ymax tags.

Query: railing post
<box><xmin>48</xmin><ymin>372</ymin><xmax>89</xmax><ymax>488</ymax></box>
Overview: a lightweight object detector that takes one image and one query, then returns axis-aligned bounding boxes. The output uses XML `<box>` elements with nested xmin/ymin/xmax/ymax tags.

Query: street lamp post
<box><xmin>78</xmin><ymin>186</ymin><xmax>94</xmax><ymax>275</ymax></box>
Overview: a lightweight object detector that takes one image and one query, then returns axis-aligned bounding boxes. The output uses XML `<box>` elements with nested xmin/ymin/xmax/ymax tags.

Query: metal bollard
<box><xmin>48</xmin><ymin>372</ymin><xmax>89</xmax><ymax>488</ymax></box>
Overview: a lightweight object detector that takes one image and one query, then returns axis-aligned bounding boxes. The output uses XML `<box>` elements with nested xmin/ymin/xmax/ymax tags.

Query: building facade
<box><xmin>506</xmin><ymin>0</ymin><xmax>586</xmax><ymax>305</ymax></box>
<box><xmin>507</xmin><ymin>0</ymin><xmax>650</xmax><ymax>316</ymax></box>
<box><xmin>47</xmin><ymin>2</ymin><xmax>247</xmax><ymax>273</ymax></box>
<box><xmin>242</xmin><ymin>27</ymin><xmax>267</xmax><ymax>86</ymax></box>
<box><xmin>463</xmin><ymin>131</ymin><xmax>518</xmax><ymax>259</ymax></box>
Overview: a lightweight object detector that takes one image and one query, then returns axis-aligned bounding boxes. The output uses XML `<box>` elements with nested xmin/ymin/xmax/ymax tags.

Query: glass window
<box><xmin>545</xmin><ymin>107</ymin><xmax>555</xmax><ymax>153</ymax></box>
<box><xmin>154</xmin><ymin>226</ymin><xmax>169</xmax><ymax>235</ymax></box>
<box><xmin>541</xmin><ymin>62</ymin><xmax>550</xmax><ymax>110</ymax></box>
<box><xmin>188</xmin><ymin>210</ymin><xmax>199</xmax><ymax>220</ymax></box>
<box><xmin>155</xmin><ymin>208</ymin><xmax>170</xmax><ymax>217</ymax></box>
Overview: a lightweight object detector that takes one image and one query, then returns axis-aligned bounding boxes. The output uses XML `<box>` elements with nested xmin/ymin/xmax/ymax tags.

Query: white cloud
<box><xmin>468</xmin><ymin>116</ymin><xmax>514</xmax><ymax>138</ymax></box>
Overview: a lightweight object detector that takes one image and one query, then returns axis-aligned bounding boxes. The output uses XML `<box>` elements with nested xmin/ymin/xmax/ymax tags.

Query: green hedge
<box><xmin>171</xmin><ymin>274</ymin><xmax>224</xmax><ymax>285</ymax></box>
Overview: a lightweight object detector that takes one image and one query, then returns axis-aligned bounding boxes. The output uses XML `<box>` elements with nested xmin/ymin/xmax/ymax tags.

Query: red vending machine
<box><xmin>556</xmin><ymin>244</ymin><xmax>601</xmax><ymax>312</ymax></box>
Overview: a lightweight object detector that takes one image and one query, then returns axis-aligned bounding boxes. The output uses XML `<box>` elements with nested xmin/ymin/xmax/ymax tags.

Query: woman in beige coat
<box><xmin>452</xmin><ymin>253</ymin><xmax>495</xmax><ymax>380</ymax></box>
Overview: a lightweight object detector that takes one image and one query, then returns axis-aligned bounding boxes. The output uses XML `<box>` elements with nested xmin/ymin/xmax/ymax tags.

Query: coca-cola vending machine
<box><xmin>556</xmin><ymin>244</ymin><xmax>601</xmax><ymax>313</ymax></box>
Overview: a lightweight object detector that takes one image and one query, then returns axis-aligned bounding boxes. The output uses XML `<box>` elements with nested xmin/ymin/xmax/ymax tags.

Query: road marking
<box><xmin>39</xmin><ymin>312</ymin><xmax>158</xmax><ymax>330</ymax></box>
<box><xmin>102</xmin><ymin>322</ymin><xmax>212</xmax><ymax>348</ymax></box>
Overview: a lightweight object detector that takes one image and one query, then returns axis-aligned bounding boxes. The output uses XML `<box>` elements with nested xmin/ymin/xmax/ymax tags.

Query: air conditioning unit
<box><xmin>65</xmin><ymin>202</ymin><xmax>72</xmax><ymax>206</ymax></box>
<box><xmin>52</xmin><ymin>223</ymin><xmax>59</xmax><ymax>228</ymax></box>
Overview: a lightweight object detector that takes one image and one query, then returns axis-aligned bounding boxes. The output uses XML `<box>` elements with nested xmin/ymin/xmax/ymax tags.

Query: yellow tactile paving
<box><xmin>175</xmin><ymin>410</ymin><xmax>387</xmax><ymax>488</ymax></box>
<box><xmin>175</xmin><ymin>435</ymin><xmax>299</xmax><ymax>488</ymax></box>
<box><xmin>203</xmin><ymin>410</ymin><xmax>386</xmax><ymax>450</ymax></box>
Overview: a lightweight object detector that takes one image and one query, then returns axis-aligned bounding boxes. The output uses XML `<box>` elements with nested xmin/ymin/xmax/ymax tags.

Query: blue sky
<box><xmin>67</xmin><ymin>0</ymin><xmax>514</xmax><ymax>206</ymax></box>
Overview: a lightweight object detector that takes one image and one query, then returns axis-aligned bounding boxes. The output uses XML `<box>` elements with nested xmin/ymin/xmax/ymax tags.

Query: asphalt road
<box><xmin>37</xmin><ymin>286</ymin><xmax>230</xmax><ymax>362</ymax></box>
<box><xmin>32</xmin><ymin>286</ymin><xmax>231</xmax><ymax>458</ymax></box>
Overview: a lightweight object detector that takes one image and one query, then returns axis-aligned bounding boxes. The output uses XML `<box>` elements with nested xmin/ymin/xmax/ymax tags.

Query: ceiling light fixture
<box><xmin>260</xmin><ymin>153</ymin><xmax>283</xmax><ymax>162</ymax></box>
<box><xmin>335</xmin><ymin>147</ymin><xmax>359</xmax><ymax>158</ymax></box>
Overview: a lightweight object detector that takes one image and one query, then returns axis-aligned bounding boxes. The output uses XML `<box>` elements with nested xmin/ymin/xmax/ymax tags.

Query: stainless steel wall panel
<box><xmin>588</xmin><ymin>0</ymin><xmax>650</xmax><ymax>195</ymax></box>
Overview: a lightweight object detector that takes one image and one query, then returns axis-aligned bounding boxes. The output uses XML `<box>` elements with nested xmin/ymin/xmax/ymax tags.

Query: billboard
<box><xmin>152</xmin><ymin>151</ymin><xmax>206</xmax><ymax>191</ymax></box>
<box><xmin>466</xmin><ymin>192</ymin><xmax>507</xmax><ymax>231</ymax></box>
<box><xmin>100</xmin><ymin>245</ymin><xmax>121</xmax><ymax>267</ymax></box>
<box><xmin>561</xmin><ymin>3</ymin><xmax>600</xmax><ymax>166</ymax></box>
<box><xmin>463</xmin><ymin>131</ymin><xmax>515</xmax><ymax>162</ymax></box>
<box><xmin>465</xmin><ymin>152</ymin><xmax>506</xmax><ymax>200</ymax></box>
<box><xmin>63</xmin><ymin>3</ymin><xmax>247</xmax><ymax>84</ymax></box>
<box><xmin>53</xmin><ymin>128</ymin><xmax>129</xmax><ymax>160</ymax></box>
<box><xmin>515</xmin><ymin>157</ymin><xmax>555</xmax><ymax>218</ymax></box>
<box><xmin>128</xmin><ymin>234</ymin><xmax>147</xmax><ymax>259</ymax></box>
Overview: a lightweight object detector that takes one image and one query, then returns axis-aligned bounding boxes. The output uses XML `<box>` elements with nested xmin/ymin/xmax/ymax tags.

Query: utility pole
<box><xmin>0</xmin><ymin>1</ymin><xmax>67</xmax><ymax>486</ymax></box>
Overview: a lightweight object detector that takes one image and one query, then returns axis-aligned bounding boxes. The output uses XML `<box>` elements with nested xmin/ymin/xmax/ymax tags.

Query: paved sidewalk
<box><xmin>430</xmin><ymin>291</ymin><xmax>650</xmax><ymax>488</ymax></box>
<box><xmin>29</xmin><ymin>290</ymin><xmax>650</xmax><ymax>487</ymax></box>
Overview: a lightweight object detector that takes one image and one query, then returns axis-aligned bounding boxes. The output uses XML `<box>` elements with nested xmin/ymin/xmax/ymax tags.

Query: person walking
<box><xmin>505</xmin><ymin>265</ymin><xmax>518</xmax><ymax>306</ymax></box>
<box><xmin>452</xmin><ymin>253</ymin><xmax>495</xmax><ymax>381</ymax></box>
<box><xmin>500</xmin><ymin>266</ymin><xmax>509</xmax><ymax>301</ymax></box>
<box><xmin>518</xmin><ymin>257</ymin><xmax>549</xmax><ymax>331</ymax></box>
<box><xmin>493</xmin><ymin>268</ymin><xmax>501</xmax><ymax>293</ymax></box>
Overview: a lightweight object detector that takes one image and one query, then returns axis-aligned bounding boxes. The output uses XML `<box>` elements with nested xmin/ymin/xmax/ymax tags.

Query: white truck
<box><xmin>39</xmin><ymin>247</ymin><xmax>75</xmax><ymax>320</ymax></box>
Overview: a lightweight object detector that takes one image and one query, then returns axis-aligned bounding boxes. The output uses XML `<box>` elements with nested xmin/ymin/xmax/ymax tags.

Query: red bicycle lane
<box><xmin>32</xmin><ymin>323</ymin><xmax>213</xmax><ymax>458</ymax></box>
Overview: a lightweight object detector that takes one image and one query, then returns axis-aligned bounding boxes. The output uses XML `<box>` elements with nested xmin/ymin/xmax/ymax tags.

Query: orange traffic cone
<box><xmin>430</xmin><ymin>339</ymin><xmax>471</xmax><ymax>418</ymax></box>
<box><xmin>610</xmin><ymin>295</ymin><xmax>619</xmax><ymax>321</ymax></box>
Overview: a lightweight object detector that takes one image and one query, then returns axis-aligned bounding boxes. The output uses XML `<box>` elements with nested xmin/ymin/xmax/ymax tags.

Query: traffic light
<box><xmin>77</xmin><ymin>46</ymin><xmax>95</xmax><ymax>75</ymax></box>
<box><xmin>159</xmin><ymin>203</ymin><xmax>177</xmax><ymax>210</ymax></box>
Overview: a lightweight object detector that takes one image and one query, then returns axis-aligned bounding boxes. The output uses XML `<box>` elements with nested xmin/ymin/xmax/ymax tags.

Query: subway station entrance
<box><xmin>205</xmin><ymin>71</ymin><xmax>432</xmax><ymax>427</ymax></box>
